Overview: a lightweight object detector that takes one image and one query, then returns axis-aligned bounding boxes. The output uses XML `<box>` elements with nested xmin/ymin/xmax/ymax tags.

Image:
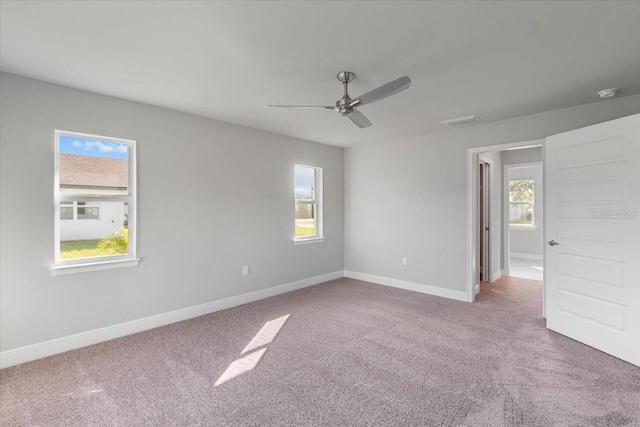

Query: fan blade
<box><xmin>268</xmin><ymin>105</ymin><xmax>335</xmax><ymax>109</ymax></box>
<box><xmin>348</xmin><ymin>109</ymin><xmax>372</xmax><ymax>128</ymax></box>
<box><xmin>350</xmin><ymin>76</ymin><xmax>411</xmax><ymax>107</ymax></box>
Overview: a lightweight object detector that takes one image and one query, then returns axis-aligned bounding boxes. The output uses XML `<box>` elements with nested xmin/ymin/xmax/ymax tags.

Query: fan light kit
<box><xmin>598</xmin><ymin>88</ymin><xmax>619</xmax><ymax>99</ymax></box>
<box><xmin>268</xmin><ymin>71</ymin><xmax>411</xmax><ymax>128</ymax></box>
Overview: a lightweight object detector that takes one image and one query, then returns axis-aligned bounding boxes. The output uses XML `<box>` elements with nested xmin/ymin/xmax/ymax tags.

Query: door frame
<box><xmin>466</xmin><ymin>139</ymin><xmax>544</xmax><ymax>302</ymax></box>
<box><xmin>478</xmin><ymin>155</ymin><xmax>493</xmax><ymax>285</ymax></box>
<box><xmin>502</xmin><ymin>161</ymin><xmax>543</xmax><ymax>278</ymax></box>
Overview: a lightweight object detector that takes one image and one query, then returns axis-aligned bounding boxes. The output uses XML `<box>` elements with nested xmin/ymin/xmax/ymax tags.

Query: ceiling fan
<box><xmin>268</xmin><ymin>72</ymin><xmax>411</xmax><ymax>128</ymax></box>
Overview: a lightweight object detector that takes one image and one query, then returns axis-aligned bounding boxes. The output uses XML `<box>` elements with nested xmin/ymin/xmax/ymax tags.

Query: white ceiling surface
<box><xmin>1</xmin><ymin>2</ymin><xmax>639</xmax><ymax>147</ymax></box>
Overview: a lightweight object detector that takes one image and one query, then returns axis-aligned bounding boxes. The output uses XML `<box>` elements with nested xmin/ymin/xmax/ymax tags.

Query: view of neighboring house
<box><xmin>59</xmin><ymin>153</ymin><xmax>127</xmax><ymax>241</ymax></box>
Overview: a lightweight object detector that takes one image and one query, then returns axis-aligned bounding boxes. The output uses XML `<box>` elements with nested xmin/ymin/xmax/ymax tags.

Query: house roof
<box><xmin>60</xmin><ymin>154</ymin><xmax>127</xmax><ymax>189</ymax></box>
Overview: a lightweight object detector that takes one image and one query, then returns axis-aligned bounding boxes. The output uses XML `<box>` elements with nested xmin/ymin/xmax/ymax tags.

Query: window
<box><xmin>52</xmin><ymin>130</ymin><xmax>138</xmax><ymax>275</ymax></box>
<box><xmin>294</xmin><ymin>164</ymin><xmax>323</xmax><ymax>243</ymax></box>
<box><xmin>60</xmin><ymin>202</ymin><xmax>74</xmax><ymax>220</ymax></box>
<box><xmin>77</xmin><ymin>201</ymin><xmax>99</xmax><ymax>219</ymax></box>
<box><xmin>509</xmin><ymin>179</ymin><xmax>534</xmax><ymax>227</ymax></box>
<box><xmin>60</xmin><ymin>201</ymin><xmax>100</xmax><ymax>220</ymax></box>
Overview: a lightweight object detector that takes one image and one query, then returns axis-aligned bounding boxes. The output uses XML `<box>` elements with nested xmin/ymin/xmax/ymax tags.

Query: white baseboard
<box><xmin>491</xmin><ymin>269</ymin><xmax>503</xmax><ymax>282</ymax></box>
<box><xmin>510</xmin><ymin>252</ymin><xmax>543</xmax><ymax>261</ymax></box>
<box><xmin>344</xmin><ymin>270</ymin><xmax>469</xmax><ymax>302</ymax></box>
<box><xmin>474</xmin><ymin>284</ymin><xmax>480</xmax><ymax>295</ymax></box>
<box><xmin>0</xmin><ymin>271</ymin><xmax>343</xmax><ymax>369</ymax></box>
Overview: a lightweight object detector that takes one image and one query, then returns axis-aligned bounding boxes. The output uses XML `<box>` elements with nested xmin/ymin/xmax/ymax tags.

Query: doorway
<box><xmin>466</xmin><ymin>139</ymin><xmax>544</xmax><ymax>303</ymax></box>
<box><xmin>504</xmin><ymin>161</ymin><xmax>543</xmax><ymax>281</ymax></box>
<box><xmin>468</xmin><ymin>114</ymin><xmax>640</xmax><ymax>366</ymax></box>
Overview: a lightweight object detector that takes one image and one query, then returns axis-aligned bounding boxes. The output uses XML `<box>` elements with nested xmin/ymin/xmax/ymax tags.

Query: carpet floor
<box><xmin>1</xmin><ymin>277</ymin><xmax>639</xmax><ymax>426</ymax></box>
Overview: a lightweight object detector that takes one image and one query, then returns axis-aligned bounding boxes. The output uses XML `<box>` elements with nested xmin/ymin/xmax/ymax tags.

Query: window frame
<box><xmin>508</xmin><ymin>178</ymin><xmax>535</xmax><ymax>229</ymax></box>
<box><xmin>294</xmin><ymin>164</ymin><xmax>324</xmax><ymax>244</ymax></box>
<box><xmin>51</xmin><ymin>130</ymin><xmax>139</xmax><ymax>275</ymax></box>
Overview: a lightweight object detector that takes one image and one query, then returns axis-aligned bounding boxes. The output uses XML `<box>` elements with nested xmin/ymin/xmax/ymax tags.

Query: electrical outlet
<box><xmin>242</xmin><ymin>265</ymin><xmax>249</xmax><ymax>275</ymax></box>
<box><xmin>402</xmin><ymin>257</ymin><xmax>407</xmax><ymax>266</ymax></box>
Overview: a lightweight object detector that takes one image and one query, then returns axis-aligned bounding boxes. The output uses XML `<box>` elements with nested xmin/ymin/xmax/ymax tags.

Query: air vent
<box><xmin>441</xmin><ymin>115</ymin><xmax>481</xmax><ymax>127</ymax></box>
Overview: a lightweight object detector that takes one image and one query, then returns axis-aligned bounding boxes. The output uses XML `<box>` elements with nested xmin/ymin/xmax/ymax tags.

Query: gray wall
<box><xmin>508</xmin><ymin>164</ymin><xmax>544</xmax><ymax>257</ymax></box>
<box><xmin>502</xmin><ymin>146</ymin><xmax>543</xmax><ymax>165</ymax></box>
<box><xmin>0</xmin><ymin>73</ymin><xmax>344</xmax><ymax>352</ymax></box>
<box><xmin>345</xmin><ymin>94</ymin><xmax>640</xmax><ymax>293</ymax></box>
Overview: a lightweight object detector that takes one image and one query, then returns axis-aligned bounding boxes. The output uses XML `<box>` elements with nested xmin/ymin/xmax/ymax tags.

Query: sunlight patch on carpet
<box><xmin>215</xmin><ymin>348</ymin><xmax>267</xmax><ymax>386</ymax></box>
<box><xmin>241</xmin><ymin>314</ymin><xmax>289</xmax><ymax>355</ymax></box>
<box><xmin>215</xmin><ymin>314</ymin><xmax>290</xmax><ymax>386</ymax></box>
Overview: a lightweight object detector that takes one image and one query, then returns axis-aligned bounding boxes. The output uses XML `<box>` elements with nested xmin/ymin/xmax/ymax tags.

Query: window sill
<box><xmin>293</xmin><ymin>237</ymin><xmax>326</xmax><ymax>245</ymax></box>
<box><xmin>50</xmin><ymin>258</ymin><xmax>141</xmax><ymax>276</ymax></box>
<box><xmin>510</xmin><ymin>225</ymin><xmax>537</xmax><ymax>231</ymax></box>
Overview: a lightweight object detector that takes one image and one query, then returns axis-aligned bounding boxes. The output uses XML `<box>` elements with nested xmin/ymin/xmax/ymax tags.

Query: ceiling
<box><xmin>1</xmin><ymin>1</ymin><xmax>639</xmax><ymax>148</ymax></box>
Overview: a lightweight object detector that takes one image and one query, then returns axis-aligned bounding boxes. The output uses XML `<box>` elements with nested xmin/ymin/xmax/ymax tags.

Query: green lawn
<box><xmin>295</xmin><ymin>219</ymin><xmax>316</xmax><ymax>237</ymax></box>
<box><xmin>60</xmin><ymin>239</ymin><xmax>117</xmax><ymax>259</ymax></box>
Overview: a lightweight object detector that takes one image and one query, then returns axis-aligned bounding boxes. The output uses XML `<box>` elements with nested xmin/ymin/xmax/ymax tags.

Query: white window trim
<box><xmin>294</xmin><ymin>164</ymin><xmax>324</xmax><ymax>243</ymax></box>
<box><xmin>510</xmin><ymin>224</ymin><xmax>537</xmax><ymax>231</ymax></box>
<box><xmin>51</xmin><ymin>130</ymin><xmax>140</xmax><ymax>275</ymax></box>
<box><xmin>294</xmin><ymin>236</ymin><xmax>326</xmax><ymax>245</ymax></box>
<box><xmin>508</xmin><ymin>178</ymin><xmax>535</xmax><ymax>229</ymax></box>
<box><xmin>50</xmin><ymin>258</ymin><xmax>140</xmax><ymax>276</ymax></box>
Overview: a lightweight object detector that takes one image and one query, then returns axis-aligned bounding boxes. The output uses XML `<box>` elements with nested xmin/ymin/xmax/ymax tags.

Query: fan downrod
<box><xmin>336</xmin><ymin>71</ymin><xmax>356</xmax><ymax>116</ymax></box>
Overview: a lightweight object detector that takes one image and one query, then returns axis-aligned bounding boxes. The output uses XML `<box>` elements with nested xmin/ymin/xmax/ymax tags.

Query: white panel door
<box><xmin>545</xmin><ymin>113</ymin><xmax>640</xmax><ymax>367</ymax></box>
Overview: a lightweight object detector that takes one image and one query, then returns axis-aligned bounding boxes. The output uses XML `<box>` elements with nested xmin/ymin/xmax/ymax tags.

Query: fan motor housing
<box><xmin>336</xmin><ymin>96</ymin><xmax>354</xmax><ymax>116</ymax></box>
<box><xmin>337</xmin><ymin>107</ymin><xmax>354</xmax><ymax>116</ymax></box>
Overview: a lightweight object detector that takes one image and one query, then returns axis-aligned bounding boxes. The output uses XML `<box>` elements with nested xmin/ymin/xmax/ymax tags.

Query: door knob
<box><xmin>547</xmin><ymin>240</ymin><xmax>560</xmax><ymax>246</ymax></box>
